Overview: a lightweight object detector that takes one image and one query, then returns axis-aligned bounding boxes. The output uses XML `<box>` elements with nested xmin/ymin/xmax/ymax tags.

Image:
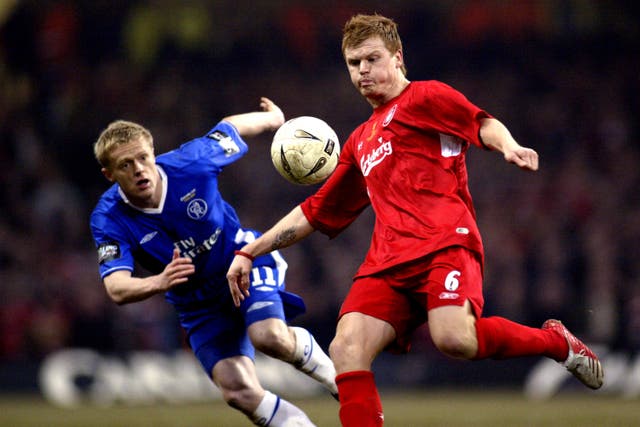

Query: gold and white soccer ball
<box><xmin>270</xmin><ymin>116</ymin><xmax>340</xmax><ymax>185</ymax></box>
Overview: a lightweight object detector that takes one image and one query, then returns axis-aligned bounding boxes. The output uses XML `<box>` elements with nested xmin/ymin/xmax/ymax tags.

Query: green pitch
<box><xmin>1</xmin><ymin>390</ymin><xmax>638</xmax><ymax>426</ymax></box>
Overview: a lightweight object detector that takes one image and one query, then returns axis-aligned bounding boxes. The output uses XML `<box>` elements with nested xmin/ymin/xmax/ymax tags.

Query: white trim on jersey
<box><xmin>117</xmin><ymin>166</ymin><xmax>168</xmax><ymax>214</ymax></box>
<box><xmin>100</xmin><ymin>265</ymin><xmax>134</xmax><ymax>279</ymax></box>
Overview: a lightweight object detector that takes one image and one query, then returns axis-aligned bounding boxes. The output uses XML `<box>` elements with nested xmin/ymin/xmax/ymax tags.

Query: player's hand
<box><xmin>504</xmin><ymin>146</ymin><xmax>539</xmax><ymax>171</ymax></box>
<box><xmin>159</xmin><ymin>249</ymin><xmax>195</xmax><ymax>291</ymax></box>
<box><xmin>260</xmin><ymin>97</ymin><xmax>285</xmax><ymax>131</ymax></box>
<box><xmin>226</xmin><ymin>254</ymin><xmax>253</xmax><ymax>307</ymax></box>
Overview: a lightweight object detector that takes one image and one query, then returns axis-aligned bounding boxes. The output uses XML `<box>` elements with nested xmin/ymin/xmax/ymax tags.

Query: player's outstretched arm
<box><xmin>223</xmin><ymin>97</ymin><xmax>285</xmax><ymax>137</ymax></box>
<box><xmin>103</xmin><ymin>249</ymin><xmax>195</xmax><ymax>305</ymax></box>
<box><xmin>479</xmin><ymin>117</ymin><xmax>539</xmax><ymax>171</ymax></box>
<box><xmin>227</xmin><ymin>205</ymin><xmax>315</xmax><ymax>307</ymax></box>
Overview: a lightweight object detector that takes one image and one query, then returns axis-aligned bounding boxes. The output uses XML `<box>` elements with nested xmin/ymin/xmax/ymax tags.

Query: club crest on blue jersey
<box><xmin>187</xmin><ymin>198</ymin><xmax>208</xmax><ymax>220</ymax></box>
<box><xmin>97</xmin><ymin>242</ymin><xmax>121</xmax><ymax>264</ymax></box>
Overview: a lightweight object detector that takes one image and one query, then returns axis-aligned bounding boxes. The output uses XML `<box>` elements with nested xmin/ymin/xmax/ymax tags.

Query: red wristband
<box><xmin>234</xmin><ymin>250</ymin><xmax>256</xmax><ymax>261</ymax></box>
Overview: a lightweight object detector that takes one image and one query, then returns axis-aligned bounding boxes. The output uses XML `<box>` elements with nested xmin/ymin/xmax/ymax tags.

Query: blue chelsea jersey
<box><xmin>90</xmin><ymin>121</ymin><xmax>260</xmax><ymax>308</ymax></box>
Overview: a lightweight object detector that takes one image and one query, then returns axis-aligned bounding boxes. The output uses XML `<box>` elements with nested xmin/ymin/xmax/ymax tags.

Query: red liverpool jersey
<box><xmin>301</xmin><ymin>81</ymin><xmax>491</xmax><ymax>278</ymax></box>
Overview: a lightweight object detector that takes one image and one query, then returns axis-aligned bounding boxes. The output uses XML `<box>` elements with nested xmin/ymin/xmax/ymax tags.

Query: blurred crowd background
<box><xmin>1</xmin><ymin>0</ymin><xmax>639</xmax><ymax>391</ymax></box>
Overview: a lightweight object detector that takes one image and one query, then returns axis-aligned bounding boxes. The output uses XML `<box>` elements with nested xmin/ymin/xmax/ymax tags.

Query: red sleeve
<box><xmin>418</xmin><ymin>81</ymin><xmax>492</xmax><ymax>149</ymax></box>
<box><xmin>300</xmin><ymin>140</ymin><xmax>370</xmax><ymax>238</ymax></box>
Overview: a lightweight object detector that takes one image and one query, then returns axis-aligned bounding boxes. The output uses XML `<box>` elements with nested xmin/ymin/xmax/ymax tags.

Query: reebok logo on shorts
<box><xmin>439</xmin><ymin>292</ymin><xmax>460</xmax><ymax>300</ymax></box>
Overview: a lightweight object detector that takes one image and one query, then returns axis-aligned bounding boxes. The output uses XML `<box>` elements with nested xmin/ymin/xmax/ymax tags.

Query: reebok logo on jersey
<box><xmin>246</xmin><ymin>301</ymin><xmax>275</xmax><ymax>313</ymax></box>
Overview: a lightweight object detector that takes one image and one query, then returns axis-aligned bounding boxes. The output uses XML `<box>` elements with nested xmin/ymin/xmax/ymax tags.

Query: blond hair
<box><xmin>342</xmin><ymin>13</ymin><xmax>406</xmax><ymax>75</ymax></box>
<box><xmin>94</xmin><ymin>120</ymin><xmax>153</xmax><ymax>168</ymax></box>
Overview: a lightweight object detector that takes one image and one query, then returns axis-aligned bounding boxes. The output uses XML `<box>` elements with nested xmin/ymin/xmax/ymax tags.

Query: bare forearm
<box><xmin>103</xmin><ymin>249</ymin><xmax>194</xmax><ymax>305</ymax></box>
<box><xmin>223</xmin><ymin>97</ymin><xmax>284</xmax><ymax>137</ymax></box>
<box><xmin>241</xmin><ymin>206</ymin><xmax>314</xmax><ymax>256</ymax></box>
<box><xmin>479</xmin><ymin>118</ymin><xmax>518</xmax><ymax>153</ymax></box>
<box><xmin>226</xmin><ymin>206</ymin><xmax>313</xmax><ymax>307</ymax></box>
<box><xmin>224</xmin><ymin>112</ymin><xmax>278</xmax><ymax>137</ymax></box>
<box><xmin>104</xmin><ymin>273</ymin><xmax>163</xmax><ymax>305</ymax></box>
<box><xmin>479</xmin><ymin>117</ymin><xmax>539</xmax><ymax>171</ymax></box>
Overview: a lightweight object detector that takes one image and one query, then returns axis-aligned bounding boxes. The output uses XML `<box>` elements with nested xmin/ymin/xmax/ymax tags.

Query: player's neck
<box><xmin>147</xmin><ymin>169</ymin><xmax>163</xmax><ymax>208</ymax></box>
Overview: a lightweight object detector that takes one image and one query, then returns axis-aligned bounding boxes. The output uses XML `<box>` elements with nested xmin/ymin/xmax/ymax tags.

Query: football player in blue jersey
<box><xmin>90</xmin><ymin>97</ymin><xmax>336</xmax><ymax>426</ymax></box>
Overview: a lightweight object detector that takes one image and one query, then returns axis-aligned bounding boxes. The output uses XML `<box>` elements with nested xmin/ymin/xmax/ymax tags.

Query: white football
<box><xmin>271</xmin><ymin>116</ymin><xmax>340</xmax><ymax>185</ymax></box>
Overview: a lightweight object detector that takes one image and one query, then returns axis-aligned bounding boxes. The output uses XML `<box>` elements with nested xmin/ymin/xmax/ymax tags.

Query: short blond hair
<box><xmin>342</xmin><ymin>13</ymin><xmax>406</xmax><ymax>75</ymax></box>
<box><xmin>94</xmin><ymin>120</ymin><xmax>153</xmax><ymax>168</ymax></box>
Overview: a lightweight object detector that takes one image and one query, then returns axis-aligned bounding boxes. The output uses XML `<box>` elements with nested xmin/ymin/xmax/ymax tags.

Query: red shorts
<box><xmin>339</xmin><ymin>246</ymin><xmax>484</xmax><ymax>353</ymax></box>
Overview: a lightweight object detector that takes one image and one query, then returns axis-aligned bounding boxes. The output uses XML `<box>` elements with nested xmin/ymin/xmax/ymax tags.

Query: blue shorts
<box><xmin>177</xmin><ymin>252</ymin><xmax>306</xmax><ymax>376</ymax></box>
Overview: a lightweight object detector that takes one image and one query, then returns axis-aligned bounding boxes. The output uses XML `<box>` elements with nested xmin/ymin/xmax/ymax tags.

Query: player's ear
<box><xmin>101</xmin><ymin>167</ymin><xmax>115</xmax><ymax>182</ymax></box>
<box><xmin>394</xmin><ymin>49</ymin><xmax>404</xmax><ymax>70</ymax></box>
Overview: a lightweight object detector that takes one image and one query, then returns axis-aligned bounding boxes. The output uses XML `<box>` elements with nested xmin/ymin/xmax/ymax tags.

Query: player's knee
<box><xmin>249</xmin><ymin>325</ymin><xmax>291</xmax><ymax>357</ymax></box>
<box><xmin>329</xmin><ymin>333</ymin><xmax>347</xmax><ymax>360</ymax></box>
<box><xmin>431</xmin><ymin>331</ymin><xmax>477</xmax><ymax>359</ymax></box>
<box><xmin>429</xmin><ymin>306</ymin><xmax>478</xmax><ymax>359</ymax></box>
<box><xmin>329</xmin><ymin>334</ymin><xmax>362</xmax><ymax>370</ymax></box>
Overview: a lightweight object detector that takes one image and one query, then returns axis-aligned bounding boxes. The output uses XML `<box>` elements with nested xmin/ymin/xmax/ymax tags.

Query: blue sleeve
<box><xmin>158</xmin><ymin>121</ymin><xmax>249</xmax><ymax>173</ymax></box>
<box><xmin>90</xmin><ymin>208</ymin><xmax>135</xmax><ymax>279</ymax></box>
<box><xmin>197</xmin><ymin>121</ymin><xmax>249</xmax><ymax>168</ymax></box>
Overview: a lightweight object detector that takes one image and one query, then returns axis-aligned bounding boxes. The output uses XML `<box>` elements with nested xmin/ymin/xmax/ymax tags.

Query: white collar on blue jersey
<box><xmin>117</xmin><ymin>165</ymin><xmax>168</xmax><ymax>214</ymax></box>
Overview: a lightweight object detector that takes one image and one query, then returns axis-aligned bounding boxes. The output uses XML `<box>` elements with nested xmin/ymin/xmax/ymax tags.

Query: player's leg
<box><xmin>329</xmin><ymin>312</ymin><xmax>394</xmax><ymax>427</ymax></box>
<box><xmin>212</xmin><ymin>355</ymin><xmax>316</xmax><ymax>426</ymax></box>
<box><xmin>426</xmin><ymin>301</ymin><xmax>567</xmax><ymax>361</ymax></box>
<box><xmin>329</xmin><ymin>275</ymin><xmax>414</xmax><ymax>427</ymax></box>
<box><xmin>330</xmin><ymin>312</ymin><xmax>396</xmax><ymax>374</ymax></box>
<box><xmin>247</xmin><ymin>318</ymin><xmax>338</xmax><ymax>397</ymax></box>
<box><xmin>426</xmin><ymin>246</ymin><xmax>558</xmax><ymax>359</ymax></box>
<box><xmin>242</xmin><ymin>268</ymin><xmax>337</xmax><ymax>396</ymax></box>
<box><xmin>429</xmin><ymin>306</ymin><xmax>605</xmax><ymax>389</ymax></box>
<box><xmin>426</xmin><ymin>300</ymin><xmax>576</xmax><ymax>367</ymax></box>
<box><xmin>428</xmin><ymin>301</ymin><xmax>479</xmax><ymax>359</ymax></box>
<box><xmin>426</xmin><ymin>247</ymin><xmax>603</xmax><ymax>389</ymax></box>
<box><xmin>180</xmin><ymin>305</ymin><xmax>317</xmax><ymax>425</ymax></box>
<box><xmin>289</xmin><ymin>324</ymin><xmax>337</xmax><ymax>397</ymax></box>
<box><xmin>241</xmin><ymin>244</ymin><xmax>338</xmax><ymax>397</ymax></box>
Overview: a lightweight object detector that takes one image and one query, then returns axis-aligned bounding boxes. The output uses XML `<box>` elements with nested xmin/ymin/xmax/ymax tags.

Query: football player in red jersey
<box><xmin>228</xmin><ymin>14</ymin><xmax>603</xmax><ymax>426</ymax></box>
